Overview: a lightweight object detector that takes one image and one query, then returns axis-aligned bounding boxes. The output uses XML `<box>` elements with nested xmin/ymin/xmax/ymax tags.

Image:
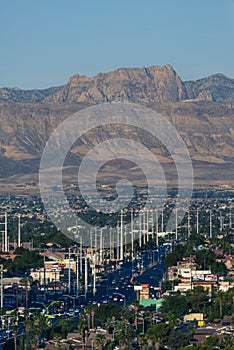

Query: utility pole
<box><xmin>161</xmin><ymin>209</ymin><xmax>164</xmax><ymax>233</ymax></box>
<box><xmin>188</xmin><ymin>210</ymin><xmax>190</xmax><ymax>238</ymax></box>
<box><xmin>76</xmin><ymin>249</ymin><xmax>79</xmax><ymax>298</ymax></box>
<box><xmin>143</xmin><ymin>211</ymin><xmax>146</xmax><ymax>245</ymax></box>
<box><xmin>210</xmin><ymin>210</ymin><xmax>212</xmax><ymax>239</ymax></box>
<box><xmin>229</xmin><ymin>206</ymin><xmax>232</xmax><ymax>229</ymax></box>
<box><xmin>43</xmin><ymin>256</ymin><xmax>46</xmax><ymax>302</ymax></box>
<box><xmin>84</xmin><ymin>255</ymin><xmax>88</xmax><ymax>300</ymax></box>
<box><xmin>146</xmin><ymin>209</ymin><xmax>149</xmax><ymax>242</ymax></box>
<box><xmin>100</xmin><ymin>228</ymin><xmax>103</xmax><ymax>264</ymax></box>
<box><xmin>18</xmin><ymin>214</ymin><xmax>21</xmax><ymax>248</ymax></box>
<box><xmin>94</xmin><ymin>226</ymin><xmax>97</xmax><ymax>296</ymax></box>
<box><xmin>80</xmin><ymin>238</ymin><xmax>83</xmax><ymax>276</ymax></box>
<box><xmin>220</xmin><ymin>211</ymin><xmax>223</xmax><ymax>232</ymax></box>
<box><xmin>196</xmin><ymin>209</ymin><xmax>199</xmax><ymax>235</ymax></box>
<box><xmin>0</xmin><ymin>265</ymin><xmax>3</xmax><ymax>308</ymax></box>
<box><xmin>68</xmin><ymin>247</ymin><xmax>71</xmax><ymax>294</ymax></box>
<box><xmin>131</xmin><ymin>210</ymin><xmax>134</xmax><ymax>258</ymax></box>
<box><xmin>4</xmin><ymin>212</ymin><xmax>7</xmax><ymax>253</ymax></box>
<box><xmin>109</xmin><ymin>228</ymin><xmax>112</xmax><ymax>260</ymax></box>
<box><xmin>175</xmin><ymin>209</ymin><xmax>178</xmax><ymax>240</ymax></box>
<box><xmin>120</xmin><ymin>211</ymin><xmax>124</xmax><ymax>260</ymax></box>
<box><xmin>139</xmin><ymin>212</ymin><xmax>142</xmax><ymax>248</ymax></box>
<box><xmin>116</xmin><ymin>223</ymin><xmax>119</xmax><ymax>261</ymax></box>
<box><xmin>155</xmin><ymin>209</ymin><xmax>158</xmax><ymax>246</ymax></box>
<box><xmin>151</xmin><ymin>209</ymin><xmax>154</xmax><ymax>239</ymax></box>
<box><xmin>93</xmin><ymin>248</ymin><xmax>96</xmax><ymax>297</ymax></box>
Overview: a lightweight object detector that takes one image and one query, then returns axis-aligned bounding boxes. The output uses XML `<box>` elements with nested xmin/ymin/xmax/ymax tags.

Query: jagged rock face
<box><xmin>0</xmin><ymin>86</ymin><xmax>63</xmax><ymax>103</ymax></box>
<box><xmin>0</xmin><ymin>64</ymin><xmax>234</xmax><ymax>185</ymax></box>
<box><xmin>1</xmin><ymin>65</ymin><xmax>234</xmax><ymax>104</ymax></box>
<box><xmin>184</xmin><ymin>73</ymin><xmax>234</xmax><ymax>102</ymax></box>
<box><xmin>47</xmin><ymin>64</ymin><xmax>188</xmax><ymax>103</ymax></box>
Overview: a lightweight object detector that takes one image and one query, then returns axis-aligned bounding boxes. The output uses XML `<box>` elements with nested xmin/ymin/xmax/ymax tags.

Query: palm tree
<box><xmin>78</xmin><ymin>314</ymin><xmax>89</xmax><ymax>350</ymax></box>
<box><xmin>95</xmin><ymin>333</ymin><xmax>106</xmax><ymax>350</ymax></box>
<box><xmin>115</xmin><ymin>319</ymin><xmax>134</xmax><ymax>349</ymax></box>
<box><xmin>137</xmin><ymin>333</ymin><xmax>148</xmax><ymax>350</ymax></box>
<box><xmin>23</xmin><ymin>312</ymin><xmax>48</xmax><ymax>350</ymax></box>
<box><xmin>12</xmin><ymin>324</ymin><xmax>18</xmax><ymax>350</ymax></box>
<box><xmin>85</xmin><ymin>304</ymin><xmax>95</xmax><ymax>330</ymax></box>
<box><xmin>133</xmin><ymin>301</ymin><xmax>139</xmax><ymax>330</ymax></box>
<box><xmin>20</xmin><ymin>277</ymin><xmax>33</xmax><ymax>309</ymax></box>
<box><xmin>91</xmin><ymin>309</ymin><xmax>95</xmax><ymax>329</ymax></box>
<box><xmin>166</xmin><ymin>312</ymin><xmax>179</xmax><ymax>328</ymax></box>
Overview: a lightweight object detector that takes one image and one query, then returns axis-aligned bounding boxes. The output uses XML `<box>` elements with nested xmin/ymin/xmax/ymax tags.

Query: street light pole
<box><xmin>68</xmin><ymin>247</ymin><xmax>71</xmax><ymax>295</ymax></box>
<box><xmin>84</xmin><ymin>255</ymin><xmax>88</xmax><ymax>300</ymax></box>
<box><xmin>0</xmin><ymin>265</ymin><xmax>3</xmax><ymax>308</ymax></box>
<box><xmin>43</xmin><ymin>256</ymin><xmax>47</xmax><ymax>302</ymax></box>
<box><xmin>76</xmin><ymin>249</ymin><xmax>79</xmax><ymax>299</ymax></box>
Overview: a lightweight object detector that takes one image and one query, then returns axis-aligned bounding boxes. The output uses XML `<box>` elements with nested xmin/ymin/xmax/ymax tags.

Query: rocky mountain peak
<box><xmin>47</xmin><ymin>64</ymin><xmax>188</xmax><ymax>104</ymax></box>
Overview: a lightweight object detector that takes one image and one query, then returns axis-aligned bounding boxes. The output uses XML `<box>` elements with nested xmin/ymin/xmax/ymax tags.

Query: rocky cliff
<box><xmin>1</xmin><ymin>65</ymin><xmax>234</xmax><ymax>104</ymax></box>
<box><xmin>0</xmin><ymin>65</ymin><xmax>234</xmax><ymax>186</ymax></box>
<box><xmin>46</xmin><ymin>64</ymin><xmax>188</xmax><ymax>103</ymax></box>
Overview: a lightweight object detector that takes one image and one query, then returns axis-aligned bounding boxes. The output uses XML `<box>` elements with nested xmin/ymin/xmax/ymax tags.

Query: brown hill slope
<box><xmin>0</xmin><ymin>64</ymin><xmax>234</xmax><ymax>187</ymax></box>
<box><xmin>0</xmin><ymin>100</ymin><xmax>233</xmax><ymax>186</ymax></box>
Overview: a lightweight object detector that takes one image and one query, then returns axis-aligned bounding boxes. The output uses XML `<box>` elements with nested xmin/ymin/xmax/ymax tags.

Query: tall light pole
<box><xmin>151</xmin><ymin>209</ymin><xmax>154</xmax><ymax>239</ymax></box>
<box><xmin>76</xmin><ymin>248</ymin><xmax>79</xmax><ymax>298</ymax></box>
<box><xmin>18</xmin><ymin>214</ymin><xmax>21</xmax><ymax>248</ymax></box>
<box><xmin>196</xmin><ymin>209</ymin><xmax>199</xmax><ymax>235</ymax></box>
<box><xmin>93</xmin><ymin>250</ymin><xmax>96</xmax><ymax>297</ymax></box>
<box><xmin>80</xmin><ymin>238</ymin><xmax>83</xmax><ymax>276</ymax></box>
<box><xmin>161</xmin><ymin>209</ymin><xmax>164</xmax><ymax>233</ymax></box>
<box><xmin>43</xmin><ymin>256</ymin><xmax>47</xmax><ymax>302</ymax></box>
<box><xmin>68</xmin><ymin>247</ymin><xmax>71</xmax><ymax>295</ymax></box>
<box><xmin>229</xmin><ymin>206</ymin><xmax>232</xmax><ymax>229</ymax></box>
<box><xmin>143</xmin><ymin>211</ymin><xmax>146</xmax><ymax>245</ymax></box>
<box><xmin>120</xmin><ymin>211</ymin><xmax>124</xmax><ymax>261</ymax></box>
<box><xmin>100</xmin><ymin>228</ymin><xmax>103</xmax><ymax>264</ymax></box>
<box><xmin>131</xmin><ymin>210</ymin><xmax>134</xmax><ymax>258</ymax></box>
<box><xmin>146</xmin><ymin>209</ymin><xmax>149</xmax><ymax>242</ymax></box>
<box><xmin>109</xmin><ymin>228</ymin><xmax>112</xmax><ymax>260</ymax></box>
<box><xmin>188</xmin><ymin>210</ymin><xmax>190</xmax><ymax>238</ymax></box>
<box><xmin>139</xmin><ymin>211</ymin><xmax>142</xmax><ymax>248</ymax></box>
<box><xmin>155</xmin><ymin>209</ymin><xmax>158</xmax><ymax>246</ymax></box>
<box><xmin>210</xmin><ymin>210</ymin><xmax>212</xmax><ymax>239</ymax></box>
<box><xmin>220</xmin><ymin>211</ymin><xmax>223</xmax><ymax>232</ymax></box>
<box><xmin>116</xmin><ymin>223</ymin><xmax>119</xmax><ymax>261</ymax></box>
<box><xmin>0</xmin><ymin>265</ymin><xmax>3</xmax><ymax>308</ymax></box>
<box><xmin>84</xmin><ymin>255</ymin><xmax>88</xmax><ymax>300</ymax></box>
<box><xmin>4</xmin><ymin>212</ymin><xmax>7</xmax><ymax>253</ymax></box>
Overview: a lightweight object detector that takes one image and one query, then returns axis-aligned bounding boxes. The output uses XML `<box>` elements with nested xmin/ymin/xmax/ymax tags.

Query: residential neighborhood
<box><xmin>0</xmin><ymin>189</ymin><xmax>233</xmax><ymax>349</ymax></box>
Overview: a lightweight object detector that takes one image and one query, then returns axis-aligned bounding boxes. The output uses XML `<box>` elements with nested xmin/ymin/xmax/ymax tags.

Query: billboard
<box><xmin>140</xmin><ymin>284</ymin><xmax>150</xmax><ymax>300</ymax></box>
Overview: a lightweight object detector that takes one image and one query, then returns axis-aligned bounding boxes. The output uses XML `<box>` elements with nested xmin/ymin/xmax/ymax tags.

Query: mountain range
<box><xmin>1</xmin><ymin>65</ymin><xmax>234</xmax><ymax>104</ymax></box>
<box><xmin>0</xmin><ymin>64</ymin><xmax>234</xmax><ymax>189</ymax></box>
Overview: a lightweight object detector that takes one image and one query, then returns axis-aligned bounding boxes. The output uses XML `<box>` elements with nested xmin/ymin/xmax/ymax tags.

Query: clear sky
<box><xmin>1</xmin><ymin>0</ymin><xmax>234</xmax><ymax>89</ymax></box>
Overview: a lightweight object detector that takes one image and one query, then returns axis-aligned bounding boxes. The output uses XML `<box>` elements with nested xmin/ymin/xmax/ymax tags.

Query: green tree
<box><xmin>49</xmin><ymin>319</ymin><xmax>69</xmax><ymax>340</ymax></box>
<box><xmin>95</xmin><ymin>333</ymin><xmax>106</xmax><ymax>350</ymax></box>
<box><xmin>166</xmin><ymin>329</ymin><xmax>190</xmax><ymax>349</ymax></box>
<box><xmin>186</xmin><ymin>286</ymin><xmax>209</xmax><ymax>311</ymax></box>
<box><xmin>77</xmin><ymin>314</ymin><xmax>89</xmax><ymax>350</ymax></box>
<box><xmin>195</xmin><ymin>249</ymin><xmax>216</xmax><ymax>270</ymax></box>
<box><xmin>160</xmin><ymin>292</ymin><xmax>190</xmax><ymax>319</ymax></box>
<box><xmin>145</xmin><ymin>323</ymin><xmax>171</xmax><ymax>348</ymax></box>
<box><xmin>115</xmin><ymin>319</ymin><xmax>134</xmax><ymax>349</ymax></box>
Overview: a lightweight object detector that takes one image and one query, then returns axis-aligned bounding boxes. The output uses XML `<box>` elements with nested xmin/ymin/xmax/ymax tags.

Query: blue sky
<box><xmin>1</xmin><ymin>0</ymin><xmax>234</xmax><ymax>89</ymax></box>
